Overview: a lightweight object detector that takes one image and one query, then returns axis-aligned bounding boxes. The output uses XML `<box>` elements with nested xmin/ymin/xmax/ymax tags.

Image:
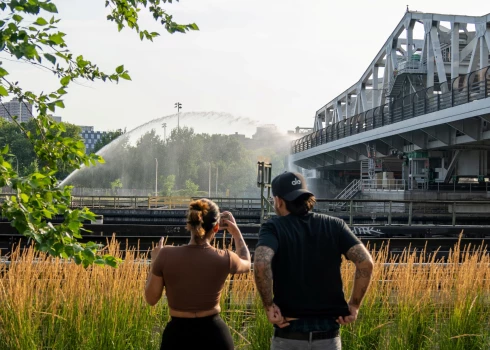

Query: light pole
<box><xmin>155</xmin><ymin>158</ymin><xmax>158</xmax><ymax>197</ymax></box>
<box><xmin>162</xmin><ymin>123</ymin><xmax>167</xmax><ymax>143</ymax></box>
<box><xmin>174</xmin><ymin>102</ymin><xmax>182</xmax><ymax>130</ymax></box>
<box><xmin>208</xmin><ymin>162</ymin><xmax>211</xmax><ymax>197</ymax></box>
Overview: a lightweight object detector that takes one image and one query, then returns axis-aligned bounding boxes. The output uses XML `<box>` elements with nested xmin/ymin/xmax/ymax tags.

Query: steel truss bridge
<box><xmin>290</xmin><ymin>11</ymin><xmax>490</xmax><ymax>191</ymax></box>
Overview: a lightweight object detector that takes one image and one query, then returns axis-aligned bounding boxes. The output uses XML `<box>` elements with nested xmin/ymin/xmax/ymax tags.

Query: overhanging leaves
<box><xmin>0</xmin><ymin>0</ymin><xmax>198</xmax><ymax>268</ymax></box>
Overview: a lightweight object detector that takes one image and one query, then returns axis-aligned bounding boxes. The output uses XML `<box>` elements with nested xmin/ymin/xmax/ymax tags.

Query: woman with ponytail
<box><xmin>144</xmin><ymin>198</ymin><xmax>251</xmax><ymax>350</ymax></box>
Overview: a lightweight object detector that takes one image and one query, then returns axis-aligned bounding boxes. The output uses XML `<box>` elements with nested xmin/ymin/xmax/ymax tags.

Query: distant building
<box><xmin>250</xmin><ymin>125</ymin><xmax>288</xmax><ymax>150</ymax></box>
<box><xmin>230</xmin><ymin>132</ymin><xmax>248</xmax><ymax>142</ymax></box>
<box><xmin>52</xmin><ymin>116</ymin><xmax>62</xmax><ymax>123</ymax></box>
<box><xmin>0</xmin><ymin>98</ymin><xmax>33</xmax><ymax>123</ymax></box>
<box><xmin>78</xmin><ymin>125</ymin><xmax>106</xmax><ymax>153</ymax></box>
<box><xmin>229</xmin><ymin>126</ymin><xmax>291</xmax><ymax>152</ymax></box>
<box><xmin>287</xmin><ymin>126</ymin><xmax>314</xmax><ymax>140</ymax></box>
<box><xmin>79</xmin><ymin>126</ymin><xmax>94</xmax><ymax>133</ymax></box>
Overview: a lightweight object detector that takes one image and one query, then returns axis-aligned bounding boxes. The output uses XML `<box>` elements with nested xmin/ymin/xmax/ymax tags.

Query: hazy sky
<box><xmin>2</xmin><ymin>0</ymin><xmax>489</xmax><ymax>135</ymax></box>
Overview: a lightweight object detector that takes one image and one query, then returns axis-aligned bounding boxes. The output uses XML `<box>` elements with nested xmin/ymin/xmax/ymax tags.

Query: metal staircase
<box><xmin>360</xmin><ymin>159</ymin><xmax>374</xmax><ymax>180</ymax></box>
<box><xmin>388</xmin><ymin>75</ymin><xmax>406</xmax><ymax>97</ymax></box>
<box><xmin>360</xmin><ymin>144</ymin><xmax>383</xmax><ymax>190</ymax></box>
<box><xmin>335</xmin><ymin>179</ymin><xmax>361</xmax><ymax>200</ymax></box>
<box><xmin>333</xmin><ymin>179</ymin><xmax>361</xmax><ymax>210</ymax></box>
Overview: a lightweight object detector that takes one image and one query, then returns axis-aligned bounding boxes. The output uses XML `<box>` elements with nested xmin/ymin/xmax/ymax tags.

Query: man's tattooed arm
<box><xmin>253</xmin><ymin>246</ymin><xmax>275</xmax><ymax>308</ymax></box>
<box><xmin>345</xmin><ymin>244</ymin><xmax>374</xmax><ymax>307</ymax></box>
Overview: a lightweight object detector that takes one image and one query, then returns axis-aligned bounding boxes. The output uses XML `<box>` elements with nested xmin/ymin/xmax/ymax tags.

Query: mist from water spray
<box><xmin>61</xmin><ymin>111</ymin><xmax>299</xmax><ymax>190</ymax></box>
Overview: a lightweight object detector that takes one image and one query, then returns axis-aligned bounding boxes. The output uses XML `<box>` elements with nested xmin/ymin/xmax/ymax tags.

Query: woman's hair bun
<box><xmin>186</xmin><ymin>199</ymin><xmax>219</xmax><ymax>239</ymax></box>
<box><xmin>187</xmin><ymin>209</ymin><xmax>205</xmax><ymax>238</ymax></box>
<box><xmin>189</xmin><ymin>199</ymin><xmax>210</xmax><ymax>214</ymax></box>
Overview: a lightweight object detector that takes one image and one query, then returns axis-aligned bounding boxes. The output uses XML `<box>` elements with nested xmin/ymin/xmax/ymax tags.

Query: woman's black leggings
<box><xmin>160</xmin><ymin>314</ymin><xmax>234</xmax><ymax>350</ymax></box>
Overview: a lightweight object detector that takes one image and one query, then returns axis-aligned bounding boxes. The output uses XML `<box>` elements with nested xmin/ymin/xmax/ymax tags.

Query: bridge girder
<box><xmin>313</xmin><ymin>11</ymin><xmax>490</xmax><ymax>131</ymax></box>
<box><xmin>448</xmin><ymin>118</ymin><xmax>482</xmax><ymax>141</ymax></box>
<box><xmin>421</xmin><ymin>124</ymin><xmax>452</xmax><ymax>146</ymax></box>
<box><xmin>399</xmin><ymin>130</ymin><xmax>428</xmax><ymax>150</ymax></box>
<box><xmin>336</xmin><ymin>148</ymin><xmax>358</xmax><ymax>162</ymax></box>
<box><xmin>348</xmin><ymin>144</ymin><xmax>368</xmax><ymax>158</ymax></box>
<box><xmin>330</xmin><ymin>151</ymin><xmax>346</xmax><ymax>164</ymax></box>
<box><xmin>380</xmin><ymin>135</ymin><xmax>405</xmax><ymax>152</ymax></box>
<box><xmin>371</xmin><ymin>140</ymin><xmax>389</xmax><ymax>156</ymax></box>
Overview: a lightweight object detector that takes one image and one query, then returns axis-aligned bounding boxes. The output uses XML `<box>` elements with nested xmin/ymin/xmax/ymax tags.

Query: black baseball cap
<box><xmin>271</xmin><ymin>172</ymin><xmax>313</xmax><ymax>201</ymax></box>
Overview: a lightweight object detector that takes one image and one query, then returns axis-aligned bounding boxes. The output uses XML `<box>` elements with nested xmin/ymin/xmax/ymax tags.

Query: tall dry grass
<box><xmin>0</xmin><ymin>238</ymin><xmax>168</xmax><ymax>350</ymax></box>
<box><xmin>340</xmin><ymin>240</ymin><xmax>490</xmax><ymax>349</ymax></box>
<box><xmin>1</xmin><ymin>238</ymin><xmax>490</xmax><ymax>349</ymax></box>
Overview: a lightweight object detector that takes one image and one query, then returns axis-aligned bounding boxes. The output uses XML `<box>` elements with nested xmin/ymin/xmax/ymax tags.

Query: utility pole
<box><xmin>155</xmin><ymin>158</ymin><xmax>158</xmax><ymax>197</ymax></box>
<box><xmin>216</xmin><ymin>166</ymin><xmax>218</xmax><ymax>197</ymax></box>
<box><xmin>208</xmin><ymin>163</ymin><xmax>211</xmax><ymax>197</ymax></box>
<box><xmin>174</xmin><ymin>102</ymin><xmax>182</xmax><ymax>130</ymax></box>
<box><xmin>162</xmin><ymin>123</ymin><xmax>167</xmax><ymax>143</ymax></box>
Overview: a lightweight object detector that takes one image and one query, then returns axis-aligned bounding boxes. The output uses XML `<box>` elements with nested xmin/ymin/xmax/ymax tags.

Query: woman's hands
<box><xmin>220</xmin><ymin>211</ymin><xmax>242</xmax><ymax>238</ymax></box>
<box><xmin>220</xmin><ymin>211</ymin><xmax>251</xmax><ymax>273</ymax></box>
<box><xmin>150</xmin><ymin>237</ymin><xmax>165</xmax><ymax>262</ymax></box>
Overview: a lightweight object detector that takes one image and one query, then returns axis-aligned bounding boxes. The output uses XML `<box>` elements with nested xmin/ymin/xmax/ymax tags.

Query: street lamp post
<box><xmin>174</xmin><ymin>102</ymin><xmax>182</xmax><ymax>130</ymax></box>
<box><xmin>155</xmin><ymin>158</ymin><xmax>158</xmax><ymax>197</ymax></box>
<box><xmin>208</xmin><ymin>162</ymin><xmax>211</xmax><ymax>197</ymax></box>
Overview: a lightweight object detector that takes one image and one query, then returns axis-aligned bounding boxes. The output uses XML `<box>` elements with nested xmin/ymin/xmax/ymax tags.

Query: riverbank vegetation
<box><xmin>1</xmin><ymin>239</ymin><xmax>489</xmax><ymax>349</ymax></box>
<box><xmin>66</xmin><ymin>126</ymin><xmax>290</xmax><ymax>197</ymax></box>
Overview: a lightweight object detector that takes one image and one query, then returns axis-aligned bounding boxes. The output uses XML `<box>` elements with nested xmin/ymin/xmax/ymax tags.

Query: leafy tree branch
<box><xmin>0</xmin><ymin>0</ymin><xmax>198</xmax><ymax>267</ymax></box>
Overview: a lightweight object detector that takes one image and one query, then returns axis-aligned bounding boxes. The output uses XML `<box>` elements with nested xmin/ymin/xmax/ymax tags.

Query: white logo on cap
<box><xmin>291</xmin><ymin>178</ymin><xmax>302</xmax><ymax>186</ymax></box>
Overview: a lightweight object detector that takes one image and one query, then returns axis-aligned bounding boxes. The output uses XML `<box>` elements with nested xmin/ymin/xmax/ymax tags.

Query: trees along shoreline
<box><xmin>66</xmin><ymin>126</ymin><xmax>289</xmax><ymax>198</ymax></box>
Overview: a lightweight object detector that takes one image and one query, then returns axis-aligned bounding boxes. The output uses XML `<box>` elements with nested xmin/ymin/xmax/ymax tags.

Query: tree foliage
<box><xmin>0</xmin><ymin>119</ymin><xmax>83</xmax><ymax>178</ymax></box>
<box><xmin>161</xmin><ymin>174</ymin><xmax>175</xmax><ymax>196</ymax></box>
<box><xmin>68</xmin><ymin>126</ymin><xmax>289</xmax><ymax>197</ymax></box>
<box><xmin>0</xmin><ymin>0</ymin><xmax>198</xmax><ymax>267</ymax></box>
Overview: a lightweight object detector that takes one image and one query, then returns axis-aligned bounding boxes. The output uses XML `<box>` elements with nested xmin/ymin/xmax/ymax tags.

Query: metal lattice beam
<box><xmin>313</xmin><ymin>11</ymin><xmax>490</xmax><ymax>132</ymax></box>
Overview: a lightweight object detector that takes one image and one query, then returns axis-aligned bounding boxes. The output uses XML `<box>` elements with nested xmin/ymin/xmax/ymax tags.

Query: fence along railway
<box><xmin>2</xmin><ymin>195</ymin><xmax>490</xmax><ymax>261</ymax></box>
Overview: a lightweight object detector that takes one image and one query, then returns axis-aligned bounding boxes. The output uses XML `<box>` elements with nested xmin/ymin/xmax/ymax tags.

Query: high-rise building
<box><xmin>78</xmin><ymin>125</ymin><xmax>106</xmax><ymax>153</ymax></box>
<box><xmin>79</xmin><ymin>126</ymin><xmax>94</xmax><ymax>133</ymax></box>
<box><xmin>0</xmin><ymin>98</ymin><xmax>33</xmax><ymax>123</ymax></box>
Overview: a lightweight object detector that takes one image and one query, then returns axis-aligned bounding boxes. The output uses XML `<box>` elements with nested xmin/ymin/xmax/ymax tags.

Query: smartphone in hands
<box><xmin>219</xmin><ymin>212</ymin><xmax>231</xmax><ymax>230</ymax></box>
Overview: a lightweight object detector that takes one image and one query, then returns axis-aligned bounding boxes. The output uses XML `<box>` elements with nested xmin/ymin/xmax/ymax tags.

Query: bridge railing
<box><xmin>2</xmin><ymin>196</ymin><xmax>490</xmax><ymax>228</ymax></box>
<box><xmin>1</xmin><ymin>194</ymin><xmax>267</xmax><ymax>211</ymax></box>
<box><xmin>69</xmin><ymin>195</ymin><xmax>150</xmax><ymax>209</ymax></box>
<box><xmin>67</xmin><ymin>196</ymin><xmax>265</xmax><ymax>210</ymax></box>
<box><xmin>193</xmin><ymin>197</ymin><xmax>264</xmax><ymax>210</ymax></box>
<box><xmin>314</xmin><ymin>198</ymin><xmax>490</xmax><ymax>226</ymax></box>
<box><xmin>292</xmin><ymin>65</ymin><xmax>490</xmax><ymax>154</ymax></box>
<box><xmin>148</xmin><ymin>196</ymin><xmax>192</xmax><ymax>209</ymax></box>
<box><xmin>360</xmin><ymin>179</ymin><xmax>406</xmax><ymax>191</ymax></box>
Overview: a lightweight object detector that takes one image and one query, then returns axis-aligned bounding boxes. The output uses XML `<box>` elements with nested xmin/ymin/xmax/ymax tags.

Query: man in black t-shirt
<box><xmin>254</xmin><ymin>172</ymin><xmax>373</xmax><ymax>350</ymax></box>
